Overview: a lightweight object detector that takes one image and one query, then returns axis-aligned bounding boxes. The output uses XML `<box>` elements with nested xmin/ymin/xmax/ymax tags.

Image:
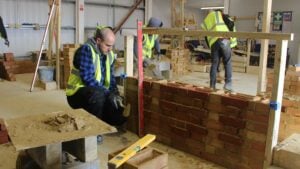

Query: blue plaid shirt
<box><xmin>76</xmin><ymin>44</ymin><xmax>117</xmax><ymax>93</ymax></box>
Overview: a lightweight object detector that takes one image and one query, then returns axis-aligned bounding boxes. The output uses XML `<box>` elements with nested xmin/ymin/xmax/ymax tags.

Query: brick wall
<box><xmin>126</xmin><ymin>77</ymin><xmax>269</xmax><ymax>169</ymax></box>
<box><xmin>267</xmin><ymin>66</ymin><xmax>300</xmax><ymax>141</ymax></box>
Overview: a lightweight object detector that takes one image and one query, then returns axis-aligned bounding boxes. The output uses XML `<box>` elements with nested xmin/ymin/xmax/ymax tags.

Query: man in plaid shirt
<box><xmin>66</xmin><ymin>27</ymin><xmax>127</xmax><ymax>130</ymax></box>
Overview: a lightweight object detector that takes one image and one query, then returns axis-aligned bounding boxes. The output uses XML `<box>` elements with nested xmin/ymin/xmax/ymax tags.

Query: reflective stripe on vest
<box><xmin>201</xmin><ymin>11</ymin><xmax>229</xmax><ymax>48</ymax></box>
<box><xmin>142</xmin><ymin>34</ymin><xmax>157</xmax><ymax>59</ymax></box>
<box><xmin>66</xmin><ymin>44</ymin><xmax>114</xmax><ymax>96</ymax></box>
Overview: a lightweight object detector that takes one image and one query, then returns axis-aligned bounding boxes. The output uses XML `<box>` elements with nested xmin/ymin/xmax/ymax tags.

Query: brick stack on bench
<box><xmin>0</xmin><ymin>53</ymin><xmax>18</xmax><ymax>81</ymax></box>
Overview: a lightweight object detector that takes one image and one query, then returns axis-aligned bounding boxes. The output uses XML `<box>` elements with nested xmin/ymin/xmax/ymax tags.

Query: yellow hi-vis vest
<box><xmin>66</xmin><ymin>44</ymin><xmax>114</xmax><ymax>96</ymax></box>
<box><xmin>142</xmin><ymin>34</ymin><xmax>158</xmax><ymax>59</ymax></box>
<box><xmin>201</xmin><ymin>11</ymin><xmax>237</xmax><ymax>48</ymax></box>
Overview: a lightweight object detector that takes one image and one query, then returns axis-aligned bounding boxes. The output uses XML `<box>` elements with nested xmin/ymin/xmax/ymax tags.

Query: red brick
<box><xmin>246</xmin><ymin>121</ymin><xmax>268</xmax><ymax>134</ymax></box>
<box><xmin>249</xmin><ymin>140</ymin><xmax>266</xmax><ymax>152</ymax></box>
<box><xmin>206</xmin><ymin>102</ymin><xmax>225</xmax><ymax>113</ymax></box>
<box><xmin>3</xmin><ymin>53</ymin><xmax>14</xmax><ymax>62</ymax></box>
<box><xmin>224</xmin><ymin>143</ymin><xmax>242</xmax><ymax>153</ymax></box>
<box><xmin>193</xmin><ymin>98</ymin><xmax>205</xmax><ymax>108</ymax></box>
<box><xmin>245</xmin><ymin>111</ymin><xmax>269</xmax><ymax>123</ymax></box>
<box><xmin>0</xmin><ymin>130</ymin><xmax>9</xmax><ymax>144</ymax></box>
<box><xmin>177</xmin><ymin>105</ymin><xmax>208</xmax><ymax>119</ymax></box>
<box><xmin>206</xmin><ymin>119</ymin><xmax>223</xmax><ymax>130</ymax></box>
<box><xmin>188</xmin><ymin>124</ymin><xmax>208</xmax><ymax>141</ymax></box>
<box><xmin>221</xmin><ymin>105</ymin><xmax>242</xmax><ymax>117</ymax></box>
<box><xmin>255</xmin><ymin>102</ymin><xmax>270</xmax><ymax>115</ymax></box>
<box><xmin>144</xmin><ymin>111</ymin><xmax>160</xmax><ymax>126</ymax></box>
<box><xmin>188</xmin><ymin>88</ymin><xmax>210</xmax><ymax>100</ymax></box>
<box><xmin>221</xmin><ymin>96</ymin><xmax>249</xmax><ymax>109</ymax></box>
<box><xmin>219</xmin><ymin>116</ymin><xmax>246</xmax><ymax>129</ymax></box>
<box><xmin>223</xmin><ymin>126</ymin><xmax>239</xmax><ymax>135</ymax></box>
<box><xmin>186</xmin><ymin>138</ymin><xmax>205</xmax><ymax>156</ymax></box>
<box><xmin>218</xmin><ymin>133</ymin><xmax>243</xmax><ymax>145</ymax></box>
<box><xmin>160</xmin><ymin>100</ymin><xmax>177</xmax><ymax>111</ymax></box>
<box><xmin>170</xmin><ymin>132</ymin><xmax>188</xmax><ymax>151</ymax></box>
<box><xmin>160</xmin><ymin>84</ymin><xmax>178</xmax><ymax>94</ymax></box>
<box><xmin>160</xmin><ymin>92</ymin><xmax>173</xmax><ymax>101</ymax></box>
<box><xmin>173</xmin><ymin>94</ymin><xmax>193</xmax><ymax>106</ymax></box>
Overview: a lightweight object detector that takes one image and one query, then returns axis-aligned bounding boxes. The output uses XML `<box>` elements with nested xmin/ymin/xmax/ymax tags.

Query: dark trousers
<box><xmin>210</xmin><ymin>39</ymin><xmax>232</xmax><ymax>88</ymax></box>
<box><xmin>67</xmin><ymin>86</ymin><xmax>126</xmax><ymax>126</ymax></box>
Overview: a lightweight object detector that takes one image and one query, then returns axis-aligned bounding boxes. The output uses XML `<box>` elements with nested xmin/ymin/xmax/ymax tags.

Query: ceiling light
<box><xmin>201</xmin><ymin>6</ymin><xmax>224</xmax><ymax>10</ymax></box>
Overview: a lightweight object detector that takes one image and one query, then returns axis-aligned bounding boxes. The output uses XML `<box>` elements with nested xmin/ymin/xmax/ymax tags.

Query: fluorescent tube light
<box><xmin>201</xmin><ymin>6</ymin><xmax>224</xmax><ymax>10</ymax></box>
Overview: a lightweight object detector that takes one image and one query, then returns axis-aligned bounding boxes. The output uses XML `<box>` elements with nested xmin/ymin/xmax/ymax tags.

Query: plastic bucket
<box><xmin>38</xmin><ymin>66</ymin><xmax>54</xmax><ymax>82</ymax></box>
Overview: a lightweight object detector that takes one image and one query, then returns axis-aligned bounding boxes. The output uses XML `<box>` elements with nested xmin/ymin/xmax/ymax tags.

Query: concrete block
<box><xmin>274</xmin><ymin>133</ymin><xmax>300</xmax><ymax>169</ymax></box>
<box><xmin>62</xmin><ymin>136</ymin><xmax>98</xmax><ymax>162</ymax></box>
<box><xmin>38</xmin><ymin>80</ymin><xmax>57</xmax><ymax>90</ymax></box>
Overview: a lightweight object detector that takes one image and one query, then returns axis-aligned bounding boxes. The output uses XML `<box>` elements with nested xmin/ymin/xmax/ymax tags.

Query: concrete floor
<box><xmin>0</xmin><ymin>73</ymin><xmax>226</xmax><ymax>169</ymax></box>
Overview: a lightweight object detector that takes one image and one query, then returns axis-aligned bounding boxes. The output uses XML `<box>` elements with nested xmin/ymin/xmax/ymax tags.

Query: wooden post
<box><xmin>180</xmin><ymin>0</ymin><xmax>185</xmax><ymax>48</ymax></box>
<box><xmin>55</xmin><ymin>0</ymin><xmax>61</xmax><ymax>89</ymax></box>
<box><xmin>144</xmin><ymin>0</ymin><xmax>152</xmax><ymax>24</ymax></box>
<box><xmin>76</xmin><ymin>0</ymin><xmax>84</xmax><ymax>44</ymax></box>
<box><xmin>246</xmin><ymin>39</ymin><xmax>251</xmax><ymax>72</ymax></box>
<box><xmin>223</xmin><ymin>0</ymin><xmax>230</xmax><ymax>14</ymax></box>
<box><xmin>125</xmin><ymin>36</ymin><xmax>134</xmax><ymax>77</ymax></box>
<box><xmin>47</xmin><ymin>3</ymin><xmax>54</xmax><ymax>66</ymax></box>
<box><xmin>171</xmin><ymin>0</ymin><xmax>176</xmax><ymax>27</ymax></box>
<box><xmin>264</xmin><ymin>40</ymin><xmax>288</xmax><ymax>169</ymax></box>
<box><xmin>257</xmin><ymin>0</ymin><xmax>272</xmax><ymax>94</ymax></box>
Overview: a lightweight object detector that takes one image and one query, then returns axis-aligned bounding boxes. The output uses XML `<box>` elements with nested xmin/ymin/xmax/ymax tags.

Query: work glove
<box><xmin>108</xmin><ymin>92</ymin><xmax>124</xmax><ymax>110</ymax></box>
<box><xmin>4</xmin><ymin>39</ymin><xmax>9</xmax><ymax>47</ymax></box>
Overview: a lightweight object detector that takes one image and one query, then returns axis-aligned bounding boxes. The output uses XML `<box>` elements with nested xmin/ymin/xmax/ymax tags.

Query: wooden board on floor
<box><xmin>5</xmin><ymin>109</ymin><xmax>117</xmax><ymax>151</ymax></box>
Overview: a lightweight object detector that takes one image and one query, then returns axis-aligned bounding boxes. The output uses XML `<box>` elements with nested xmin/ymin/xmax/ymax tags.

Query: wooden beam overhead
<box><xmin>142</xmin><ymin>28</ymin><xmax>293</xmax><ymax>41</ymax></box>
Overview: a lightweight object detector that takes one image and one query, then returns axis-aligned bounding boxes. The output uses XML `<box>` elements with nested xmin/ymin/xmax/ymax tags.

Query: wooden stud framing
<box><xmin>55</xmin><ymin>0</ymin><xmax>61</xmax><ymax>89</ymax></box>
<box><xmin>264</xmin><ymin>40</ymin><xmax>288</xmax><ymax>169</ymax></box>
<box><xmin>76</xmin><ymin>0</ymin><xmax>85</xmax><ymax>44</ymax></box>
<box><xmin>257</xmin><ymin>0</ymin><xmax>272</xmax><ymax>94</ymax></box>
<box><xmin>142</xmin><ymin>28</ymin><xmax>293</xmax><ymax>41</ymax></box>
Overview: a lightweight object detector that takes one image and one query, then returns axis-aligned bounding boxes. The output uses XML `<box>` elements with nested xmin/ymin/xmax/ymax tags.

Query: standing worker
<box><xmin>0</xmin><ymin>16</ymin><xmax>9</xmax><ymax>47</ymax></box>
<box><xmin>134</xmin><ymin>17</ymin><xmax>164</xmax><ymax>79</ymax></box>
<box><xmin>66</xmin><ymin>26</ymin><xmax>127</xmax><ymax>132</ymax></box>
<box><xmin>201</xmin><ymin>10</ymin><xmax>237</xmax><ymax>91</ymax></box>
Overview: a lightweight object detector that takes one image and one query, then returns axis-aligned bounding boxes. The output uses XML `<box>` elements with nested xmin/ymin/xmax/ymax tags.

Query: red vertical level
<box><xmin>137</xmin><ymin>21</ymin><xmax>144</xmax><ymax>136</ymax></box>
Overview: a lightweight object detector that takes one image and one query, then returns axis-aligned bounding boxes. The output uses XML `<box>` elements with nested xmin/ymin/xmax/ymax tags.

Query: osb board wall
<box><xmin>125</xmin><ymin>77</ymin><xmax>269</xmax><ymax>169</ymax></box>
<box><xmin>267</xmin><ymin>66</ymin><xmax>300</xmax><ymax>141</ymax></box>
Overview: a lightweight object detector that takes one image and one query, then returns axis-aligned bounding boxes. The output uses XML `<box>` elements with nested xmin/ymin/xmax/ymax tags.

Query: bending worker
<box><xmin>0</xmin><ymin>16</ymin><xmax>9</xmax><ymax>47</ymax></box>
<box><xmin>201</xmin><ymin>10</ymin><xmax>237</xmax><ymax>91</ymax></box>
<box><xmin>66</xmin><ymin>26</ymin><xmax>127</xmax><ymax>128</ymax></box>
<box><xmin>134</xmin><ymin>17</ymin><xmax>163</xmax><ymax>79</ymax></box>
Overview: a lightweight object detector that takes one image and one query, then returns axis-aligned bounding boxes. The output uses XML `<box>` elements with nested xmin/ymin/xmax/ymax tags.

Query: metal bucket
<box><xmin>38</xmin><ymin>66</ymin><xmax>54</xmax><ymax>82</ymax></box>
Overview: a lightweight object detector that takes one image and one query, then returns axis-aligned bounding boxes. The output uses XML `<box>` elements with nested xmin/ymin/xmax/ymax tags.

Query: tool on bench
<box><xmin>108</xmin><ymin>134</ymin><xmax>156</xmax><ymax>169</ymax></box>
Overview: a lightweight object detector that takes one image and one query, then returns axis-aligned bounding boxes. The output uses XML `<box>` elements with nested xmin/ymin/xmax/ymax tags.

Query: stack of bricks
<box><xmin>62</xmin><ymin>44</ymin><xmax>80</xmax><ymax>88</ymax></box>
<box><xmin>0</xmin><ymin>53</ymin><xmax>17</xmax><ymax>81</ymax></box>
<box><xmin>267</xmin><ymin>66</ymin><xmax>300</xmax><ymax>95</ymax></box>
<box><xmin>126</xmin><ymin>77</ymin><xmax>271</xmax><ymax>169</ymax></box>
<box><xmin>0</xmin><ymin>119</ymin><xmax>9</xmax><ymax>144</ymax></box>
<box><xmin>166</xmin><ymin>48</ymin><xmax>190</xmax><ymax>76</ymax></box>
<box><xmin>267</xmin><ymin>66</ymin><xmax>300</xmax><ymax>141</ymax></box>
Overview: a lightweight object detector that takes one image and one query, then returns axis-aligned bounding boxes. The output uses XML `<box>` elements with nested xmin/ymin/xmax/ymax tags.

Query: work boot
<box><xmin>223</xmin><ymin>82</ymin><xmax>233</xmax><ymax>92</ymax></box>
